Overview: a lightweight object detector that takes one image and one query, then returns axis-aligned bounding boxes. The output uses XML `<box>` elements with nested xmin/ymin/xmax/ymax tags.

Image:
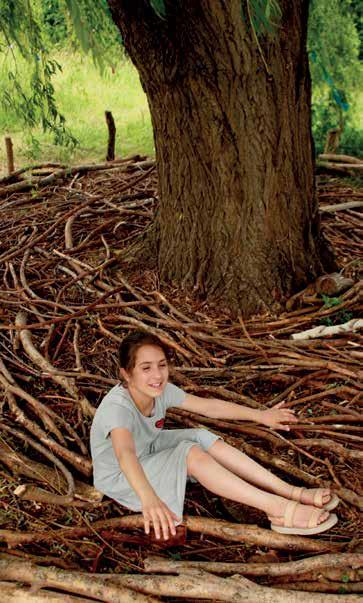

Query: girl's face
<box><xmin>121</xmin><ymin>344</ymin><xmax>169</xmax><ymax>400</ymax></box>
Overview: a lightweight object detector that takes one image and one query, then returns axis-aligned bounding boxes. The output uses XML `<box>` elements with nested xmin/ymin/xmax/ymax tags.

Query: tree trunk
<box><xmin>107</xmin><ymin>0</ymin><xmax>335</xmax><ymax>316</ymax></box>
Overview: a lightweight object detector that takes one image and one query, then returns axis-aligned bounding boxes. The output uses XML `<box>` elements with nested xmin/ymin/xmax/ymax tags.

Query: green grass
<box><xmin>0</xmin><ymin>51</ymin><xmax>154</xmax><ymax>174</ymax></box>
<box><xmin>0</xmin><ymin>50</ymin><xmax>362</xmax><ymax>176</ymax></box>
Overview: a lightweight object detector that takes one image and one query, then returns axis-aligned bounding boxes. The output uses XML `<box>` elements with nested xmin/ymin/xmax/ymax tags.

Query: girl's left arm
<box><xmin>179</xmin><ymin>395</ymin><xmax>297</xmax><ymax>431</ymax></box>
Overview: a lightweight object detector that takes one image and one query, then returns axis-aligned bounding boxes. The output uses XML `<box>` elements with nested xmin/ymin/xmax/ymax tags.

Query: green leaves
<box><xmin>0</xmin><ymin>0</ymin><xmax>76</xmax><ymax>146</ymax></box>
<box><xmin>310</xmin><ymin>51</ymin><xmax>350</xmax><ymax>112</ymax></box>
<box><xmin>308</xmin><ymin>0</ymin><xmax>361</xmax><ymax>154</ymax></box>
<box><xmin>149</xmin><ymin>0</ymin><xmax>167</xmax><ymax>20</ymax></box>
<box><xmin>319</xmin><ymin>295</ymin><xmax>354</xmax><ymax>327</ymax></box>
<box><xmin>64</xmin><ymin>0</ymin><xmax>89</xmax><ymax>52</ymax></box>
<box><xmin>147</xmin><ymin>1</ymin><xmax>280</xmax><ymax>29</ymax></box>
<box><xmin>246</xmin><ymin>0</ymin><xmax>281</xmax><ymax>35</ymax></box>
<box><xmin>0</xmin><ymin>0</ymin><xmax>123</xmax><ymax>145</ymax></box>
<box><xmin>61</xmin><ymin>0</ymin><xmax>123</xmax><ymax>70</ymax></box>
<box><xmin>321</xmin><ymin>294</ymin><xmax>343</xmax><ymax>309</ymax></box>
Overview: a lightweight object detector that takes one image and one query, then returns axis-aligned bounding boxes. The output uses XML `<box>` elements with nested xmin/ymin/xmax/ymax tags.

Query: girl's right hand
<box><xmin>141</xmin><ymin>494</ymin><xmax>180</xmax><ymax>540</ymax></box>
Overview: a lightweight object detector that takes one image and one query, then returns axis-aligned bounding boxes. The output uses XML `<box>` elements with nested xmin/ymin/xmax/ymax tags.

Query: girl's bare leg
<box><xmin>207</xmin><ymin>440</ymin><xmax>331</xmax><ymax>506</ymax></box>
<box><xmin>186</xmin><ymin>445</ymin><xmax>329</xmax><ymax>527</ymax></box>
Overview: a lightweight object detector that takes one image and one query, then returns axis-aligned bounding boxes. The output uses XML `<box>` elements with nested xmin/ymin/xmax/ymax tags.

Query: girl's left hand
<box><xmin>259</xmin><ymin>401</ymin><xmax>298</xmax><ymax>431</ymax></box>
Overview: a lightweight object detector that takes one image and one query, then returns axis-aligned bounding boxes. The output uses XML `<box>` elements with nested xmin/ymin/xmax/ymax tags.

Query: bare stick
<box><xmin>291</xmin><ymin>319</ymin><xmax>363</xmax><ymax>341</ymax></box>
<box><xmin>270</xmin><ymin>581</ymin><xmax>363</xmax><ymax>593</ymax></box>
<box><xmin>143</xmin><ymin>552</ymin><xmax>363</xmax><ymax>577</ymax></box>
<box><xmin>318</xmin><ymin>153</ymin><xmax>363</xmax><ymax>164</ymax></box>
<box><xmin>0</xmin><ymin>514</ymin><xmax>340</xmax><ymax>552</ymax></box>
<box><xmin>0</xmin><ymin>360</ymin><xmax>66</xmax><ymax>442</ymax></box>
<box><xmin>320</xmin><ymin>201</ymin><xmax>363</xmax><ymax>213</ymax></box>
<box><xmin>0</xmin><ymin>560</ymin><xmax>158</xmax><ymax>603</ymax></box>
<box><xmin>100</xmin><ymin>570</ymin><xmax>362</xmax><ymax>601</ymax></box>
<box><xmin>16</xmin><ymin>311</ymin><xmax>95</xmax><ymax>417</ymax></box>
<box><xmin>105</xmin><ymin>110</ymin><xmax>116</xmax><ymax>161</ymax></box>
<box><xmin>0</xmin><ymin>445</ymin><xmax>102</xmax><ymax>502</ymax></box>
<box><xmin>5</xmin><ymin>136</ymin><xmax>14</xmax><ymax>175</ymax></box>
<box><xmin>293</xmin><ymin>438</ymin><xmax>363</xmax><ymax>460</ymax></box>
<box><xmin>2</xmin><ymin>391</ymin><xmax>91</xmax><ymax>477</ymax></box>
<box><xmin>0</xmin><ymin>582</ymin><xmax>98</xmax><ymax>603</ymax></box>
<box><xmin>0</xmin><ymin>422</ymin><xmax>75</xmax><ymax>502</ymax></box>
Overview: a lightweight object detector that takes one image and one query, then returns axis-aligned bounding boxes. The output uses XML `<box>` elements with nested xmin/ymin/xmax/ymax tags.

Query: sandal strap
<box><xmin>284</xmin><ymin>501</ymin><xmax>299</xmax><ymax>527</ymax></box>
<box><xmin>292</xmin><ymin>487</ymin><xmax>330</xmax><ymax>508</ymax></box>
<box><xmin>291</xmin><ymin>486</ymin><xmax>304</xmax><ymax>502</ymax></box>
<box><xmin>284</xmin><ymin>501</ymin><xmax>327</xmax><ymax>529</ymax></box>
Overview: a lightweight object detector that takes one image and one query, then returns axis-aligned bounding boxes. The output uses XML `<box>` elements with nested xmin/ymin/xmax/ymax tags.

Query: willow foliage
<box><xmin>1</xmin><ymin>0</ymin><xmax>72</xmax><ymax>144</ymax></box>
<box><xmin>1</xmin><ymin>1</ymin><xmax>360</xmax><ymax>146</ymax></box>
<box><xmin>0</xmin><ymin>0</ymin><xmax>121</xmax><ymax>144</ymax></box>
<box><xmin>146</xmin><ymin>0</ymin><xmax>281</xmax><ymax>31</ymax></box>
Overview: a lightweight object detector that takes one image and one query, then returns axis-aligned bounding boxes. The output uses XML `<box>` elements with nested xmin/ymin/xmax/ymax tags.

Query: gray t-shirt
<box><xmin>90</xmin><ymin>382</ymin><xmax>186</xmax><ymax>491</ymax></box>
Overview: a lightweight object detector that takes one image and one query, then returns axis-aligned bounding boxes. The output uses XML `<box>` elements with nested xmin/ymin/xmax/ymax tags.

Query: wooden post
<box><xmin>105</xmin><ymin>111</ymin><xmax>116</xmax><ymax>161</ymax></box>
<box><xmin>5</xmin><ymin>137</ymin><xmax>14</xmax><ymax>175</ymax></box>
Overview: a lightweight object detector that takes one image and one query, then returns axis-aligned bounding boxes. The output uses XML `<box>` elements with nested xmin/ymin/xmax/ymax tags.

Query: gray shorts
<box><xmin>103</xmin><ymin>428</ymin><xmax>220</xmax><ymax>520</ymax></box>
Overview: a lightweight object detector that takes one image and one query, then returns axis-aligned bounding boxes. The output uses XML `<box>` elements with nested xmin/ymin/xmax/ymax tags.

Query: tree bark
<box><xmin>107</xmin><ymin>0</ymin><xmax>335</xmax><ymax>316</ymax></box>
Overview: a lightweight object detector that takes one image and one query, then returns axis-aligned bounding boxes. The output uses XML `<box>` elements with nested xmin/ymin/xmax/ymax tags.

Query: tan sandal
<box><xmin>270</xmin><ymin>501</ymin><xmax>338</xmax><ymax>536</ymax></box>
<box><xmin>290</xmin><ymin>486</ymin><xmax>340</xmax><ymax>511</ymax></box>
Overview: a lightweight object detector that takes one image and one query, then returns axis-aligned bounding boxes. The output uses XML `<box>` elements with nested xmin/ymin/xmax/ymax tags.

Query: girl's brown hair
<box><xmin>118</xmin><ymin>330</ymin><xmax>170</xmax><ymax>371</ymax></box>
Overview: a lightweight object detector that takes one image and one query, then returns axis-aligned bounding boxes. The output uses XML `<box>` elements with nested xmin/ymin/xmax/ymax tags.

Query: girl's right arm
<box><xmin>111</xmin><ymin>427</ymin><xmax>179</xmax><ymax>540</ymax></box>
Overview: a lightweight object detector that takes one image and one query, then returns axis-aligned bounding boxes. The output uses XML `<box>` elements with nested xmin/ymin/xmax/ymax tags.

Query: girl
<box><xmin>90</xmin><ymin>331</ymin><xmax>338</xmax><ymax>541</ymax></box>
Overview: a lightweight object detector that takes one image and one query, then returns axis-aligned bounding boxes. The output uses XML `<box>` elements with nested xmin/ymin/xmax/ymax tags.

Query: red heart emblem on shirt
<box><xmin>155</xmin><ymin>418</ymin><xmax>165</xmax><ymax>429</ymax></box>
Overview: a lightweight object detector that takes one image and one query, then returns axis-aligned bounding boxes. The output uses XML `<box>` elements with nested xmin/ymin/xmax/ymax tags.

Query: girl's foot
<box><xmin>269</xmin><ymin>500</ymin><xmax>338</xmax><ymax>536</ymax></box>
<box><xmin>289</xmin><ymin>486</ymin><xmax>340</xmax><ymax>511</ymax></box>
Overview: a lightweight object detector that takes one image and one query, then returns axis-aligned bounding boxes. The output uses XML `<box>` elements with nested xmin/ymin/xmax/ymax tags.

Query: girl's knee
<box><xmin>186</xmin><ymin>444</ymin><xmax>208</xmax><ymax>476</ymax></box>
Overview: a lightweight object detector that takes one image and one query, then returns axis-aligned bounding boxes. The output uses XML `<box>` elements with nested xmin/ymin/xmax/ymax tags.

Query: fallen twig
<box><xmin>0</xmin><ymin>560</ymin><xmax>158</xmax><ymax>603</ymax></box>
<box><xmin>143</xmin><ymin>552</ymin><xmax>363</xmax><ymax>576</ymax></box>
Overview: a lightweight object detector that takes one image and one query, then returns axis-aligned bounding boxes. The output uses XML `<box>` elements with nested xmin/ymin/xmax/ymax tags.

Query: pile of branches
<box><xmin>317</xmin><ymin>153</ymin><xmax>363</xmax><ymax>178</ymax></box>
<box><xmin>0</xmin><ymin>158</ymin><xmax>362</xmax><ymax>602</ymax></box>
